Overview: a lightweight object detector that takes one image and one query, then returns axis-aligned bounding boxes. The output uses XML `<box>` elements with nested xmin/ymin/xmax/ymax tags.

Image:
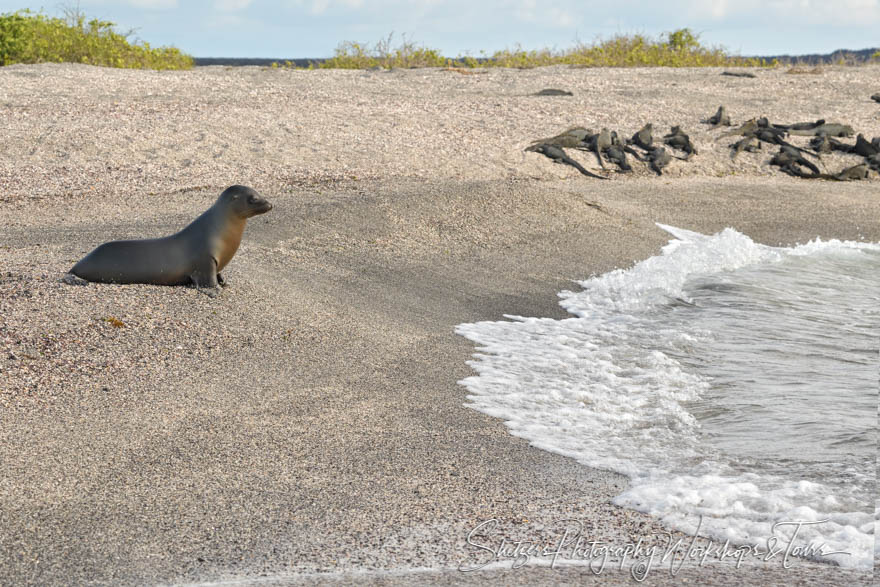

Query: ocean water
<box><xmin>456</xmin><ymin>225</ymin><xmax>878</xmax><ymax>569</ymax></box>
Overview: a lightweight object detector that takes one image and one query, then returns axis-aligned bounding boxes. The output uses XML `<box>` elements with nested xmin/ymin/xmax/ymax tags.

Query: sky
<box><xmin>1</xmin><ymin>0</ymin><xmax>878</xmax><ymax>59</ymax></box>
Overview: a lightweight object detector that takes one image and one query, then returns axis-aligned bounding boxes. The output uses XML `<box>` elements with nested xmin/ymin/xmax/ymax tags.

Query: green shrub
<box><xmin>0</xmin><ymin>9</ymin><xmax>192</xmax><ymax>69</ymax></box>
<box><xmin>489</xmin><ymin>29</ymin><xmax>765</xmax><ymax>68</ymax></box>
<box><xmin>318</xmin><ymin>33</ymin><xmax>449</xmax><ymax>69</ymax></box>
<box><xmin>311</xmin><ymin>28</ymin><xmax>765</xmax><ymax>70</ymax></box>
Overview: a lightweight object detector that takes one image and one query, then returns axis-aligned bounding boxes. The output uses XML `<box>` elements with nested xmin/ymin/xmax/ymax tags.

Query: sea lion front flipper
<box><xmin>62</xmin><ymin>273</ymin><xmax>89</xmax><ymax>286</ymax></box>
<box><xmin>190</xmin><ymin>257</ymin><xmax>221</xmax><ymax>296</ymax></box>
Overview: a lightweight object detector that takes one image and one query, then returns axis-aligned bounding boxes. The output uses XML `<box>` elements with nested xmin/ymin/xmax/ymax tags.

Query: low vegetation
<box><xmin>0</xmin><ymin>9</ymin><xmax>193</xmax><ymax>69</ymax></box>
<box><xmin>287</xmin><ymin>29</ymin><xmax>770</xmax><ymax>70</ymax></box>
<box><xmin>317</xmin><ymin>33</ymin><xmax>448</xmax><ymax>69</ymax></box>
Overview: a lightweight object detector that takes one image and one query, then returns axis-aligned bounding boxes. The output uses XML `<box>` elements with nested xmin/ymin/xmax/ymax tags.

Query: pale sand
<box><xmin>0</xmin><ymin>63</ymin><xmax>878</xmax><ymax>585</ymax></box>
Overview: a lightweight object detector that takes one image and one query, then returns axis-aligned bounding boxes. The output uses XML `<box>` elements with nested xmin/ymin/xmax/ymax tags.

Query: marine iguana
<box><xmin>702</xmin><ymin>105</ymin><xmax>731</xmax><ymax>129</ymax></box>
<box><xmin>797</xmin><ymin>163</ymin><xmax>870</xmax><ymax>181</ymax></box>
<box><xmin>787</xmin><ymin>123</ymin><xmax>855</xmax><ymax>137</ymax></box>
<box><xmin>730</xmin><ymin>136</ymin><xmax>761</xmax><ymax>159</ymax></box>
<box><xmin>771</xmin><ymin>119</ymin><xmax>825</xmax><ymax>132</ymax></box>
<box><xmin>807</xmin><ymin>134</ymin><xmax>851</xmax><ymax>155</ymax></box>
<box><xmin>628</xmin><ymin>123</ymin><xmax>653</xmax><ymax>151</ymax></box>
<box><xmin>647</xmin><ymin>146</ymin><xmax>672</xmax><ymax>175</ymax></box>
<box><xmin>721</xmin><ymin>71</ymin><xmax>757</xmax><ymax>78</ymax></box>
<box><xmin>852</xmin><ymin>134</ymin><xmax>879</xmax><ymax>158</ymax></box>
<box><xmin>605</xmin><ymin>143</ymin><xmax>632</xmax><ymax>172</ymax></box>
<box><xmin>770</xmin><ymin>146</ymin><xmax>820</xmax><ymax>177</ymax></box>
<box><xmin>719</xmin><ymin>118</ymin><xmax>759</xmax><ymax>139</ymax></box>
<box><xmin>754</xmin><ymin>128</ymin><xmax>816</xmax><ymax>157</ymax></box>
<box><xmin>755</xmin><ymin>118</ymin><xmax>788</xmax><ymax>136</ymax></box>
<box><xmin>872</xmin><ymin>93</ymin><xmax>880</xmax><ymax>103</ymax></box>
<box><xmin>725</xmin><ymin>118</ymin><xmax>815</xmax><ymax>158</ymax></box>
<box><xmin>529</xmin><ymin>126</ymin><xmax>593</xmax><ymax>149</ymax></box>
<box><xmin>532</xmin><ymin>88</ymin><xmax>574</xmax><ymax>96</ymax></box>
<box><xmin>526</xmin><ymin>143</ymin><xmax>609</xmax><ymax>179</ymax></box>
<box><xmin>831</xmin><ymin>163</ymin><xmax>870</xmax><ymax>181</ymax></box>
<box><xmin>663</xmin><ymin>126</ymin><xmax>697</xmax><ymax>160</ymax></box>
<box><xmin>589</xmin><ymin>128</ymin><xmax>612</xmax><ymax>169</ymax></box>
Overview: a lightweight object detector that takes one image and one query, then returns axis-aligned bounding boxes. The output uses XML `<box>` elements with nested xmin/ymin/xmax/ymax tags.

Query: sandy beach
<box><xmin>1</xmin><ymin>63</ymin><xmax>878</xmax><ymax>585</ymax></box>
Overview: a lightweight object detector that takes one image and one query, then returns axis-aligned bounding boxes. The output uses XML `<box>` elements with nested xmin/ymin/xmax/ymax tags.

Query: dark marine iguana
<box><xmin>787</xmin><ymin>123</ymin><xmax>855</xmax><ymax>137</ymax></box>
<box><xmin>604</xmin><ymin>144</ymin><xmax>632</xmax><ymax>172</ymax></box>
<box><xmin>588</xmin><ymin>128</ymin><xmax>613</xmax><ymax>169</ymax></box>
<box><xmin>808</xmin><ymin>134</ymin><xmax>851</xmax><ymax>155</ymax></box>
<box><xmin>627</xmin><ymin>123</ymin><xmax>654</xmax><ymax>151</ymax></box>
<box><xmin>769</xmin><ymin>146</ymin><xmax>821</xmax><ymax>177</ymax></box>
<box><xmin>719</xmin><ymin>118</ymin><xmax>759</xmax><ymax>139</ymax></box>
<box><xmin>702</xmin><ymin>105</ymin><xmax>731</xmax><ymax>129</ymax></box>
<box><xmin>529</xmin><ymin>126</ymin><xmax>594</xmax><ymax>150</ymax></box>
<box><xmin>532</xmin><ymin>88</ymin><xmax>574</xmax><ymax>96</ymax></box>
<box><xmin>852</xmin><ymin>134</ymin><xmax>879</xmax><ymax>158</ymax></box>
<box><xmin>729</xmin><ymin>136</ymin><xmax>761</xmax><ymax>159</ymax></box>
<box><xmin>647</xmin><ymin>146</ymin><xmax>672</xmax><ymax>175</ymax></box>
<box><xmin>796</xmin><ymin>163</ymin><xmax>870</xmax><ymax>181</ymax></box>
<box><xmin>525</xmin><ymin>143</ymin><xmax>609</xmax><ymax>179</ymax></box>
<box><xmin>771</xmin><ymin>119</ymin><xmax>825</xmax><ymax>132</ymax></box>
<box><xmin>663</xmin><ymin>126</ymin><xmax>697</xmax><ymax>160</ymax></box>
<box><xmin>722</xmin><ymin>117</ymin><xmax>816</xmax><ymax>158</ymax></box>
<box><xmin>596</xmin><ymin>132</ymin><xmax>633</xmax><ymax>172</ymax></box>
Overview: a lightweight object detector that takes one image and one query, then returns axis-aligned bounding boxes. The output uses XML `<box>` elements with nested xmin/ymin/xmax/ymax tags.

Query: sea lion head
<box><xmin>219</xmin><ymin>185</ymin><xmax>273</xmax><ymax>218</ymax></box>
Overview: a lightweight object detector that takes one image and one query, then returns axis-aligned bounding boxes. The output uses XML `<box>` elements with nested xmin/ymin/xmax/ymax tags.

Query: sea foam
<box><xmin>457</xmin><ymin>225</ymin><xmax>878</xmax><ymax>568</ymax></box>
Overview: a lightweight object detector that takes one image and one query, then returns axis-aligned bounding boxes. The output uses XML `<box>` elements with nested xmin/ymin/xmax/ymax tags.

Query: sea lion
<box><xmin>68</xmin><ymin>185</ymin><xmax>272</xmax><ymax>295</ymax></box>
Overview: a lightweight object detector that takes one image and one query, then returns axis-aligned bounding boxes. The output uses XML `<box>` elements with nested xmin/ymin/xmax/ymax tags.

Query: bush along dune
<box><xmin>0</xmin><ymin>9</ymin><xmax>193</xmax><ymax>70</ymax></box>
<box><xmin>299</xmin><ymin>29</ymin><xmax>771</xmax><ymax>70</ymax></box>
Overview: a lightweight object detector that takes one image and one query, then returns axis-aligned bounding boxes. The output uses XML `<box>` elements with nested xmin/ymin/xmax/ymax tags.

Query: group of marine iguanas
<box><xmin>525</xmin><ymin>123</ymin><xmax>695</xmax><ymax>179</ymax></box>
<box><xmin>526</xmin><ymin>104</ymin><xmax>879</xmax><ymax>181</ymax></box>
<box><xmin>709</xmin><ymin>105</ymin><xmax>879</xmax><ymax>180</ymax></box>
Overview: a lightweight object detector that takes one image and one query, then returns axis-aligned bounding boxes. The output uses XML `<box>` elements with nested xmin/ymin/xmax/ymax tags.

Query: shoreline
<box><xmin>1</xmin><ymin>64</ymin><xmax>878</xmax><ymax>585</ymax></box>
